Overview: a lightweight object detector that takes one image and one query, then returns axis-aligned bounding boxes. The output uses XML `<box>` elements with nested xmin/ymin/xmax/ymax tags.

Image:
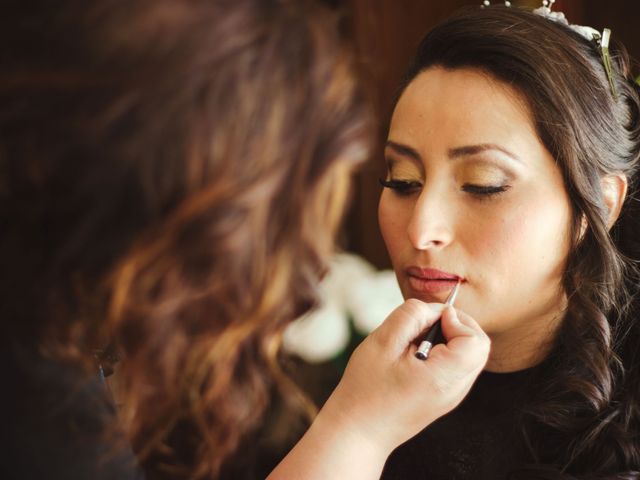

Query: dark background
<box><xmin>342</xmin><ymin>0</ymin><xmax>640</xmax><ymax>269</ymax></box>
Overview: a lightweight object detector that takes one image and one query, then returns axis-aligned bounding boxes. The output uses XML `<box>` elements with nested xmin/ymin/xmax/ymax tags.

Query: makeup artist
<box><xmin>378</xmin><ymin>4</ymin><xmax>640</xmax><ymax>479</ymax></box>
<box><xmin>0</xmin><ymin>1</ymin><xmax>489</xmax><ymax>479</ymax></box>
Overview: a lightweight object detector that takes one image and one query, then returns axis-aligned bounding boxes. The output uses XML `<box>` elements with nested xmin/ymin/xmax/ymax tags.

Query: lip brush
<box><xmin>415</xmin><ymin>279</ymin><xmax>462</xmax><ymax>360</ymax></box>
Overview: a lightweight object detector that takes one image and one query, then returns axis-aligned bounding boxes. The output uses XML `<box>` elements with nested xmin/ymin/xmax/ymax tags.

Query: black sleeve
<box><xmin>0</xmin><ymin>346</ymin><xmax>145</xmax><ymax>480</ymax></box>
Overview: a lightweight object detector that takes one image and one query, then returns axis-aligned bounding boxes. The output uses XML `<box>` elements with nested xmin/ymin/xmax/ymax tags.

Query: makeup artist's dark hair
<box><xmin>0</xmin><ymin>0</ymin><xmax>372</xmax><ymax>478</ymax></box>
<box><xmin>396</xmin><ymin>6</ymin><xmax>640</xmax><ymax>480</ymax></box>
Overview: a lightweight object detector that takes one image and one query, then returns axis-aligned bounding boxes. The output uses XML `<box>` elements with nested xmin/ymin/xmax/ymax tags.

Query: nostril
<box><xmin>410</xmin><ymin>236</ymin><xmax>447</xmax><ymax>251</ymax></box>
<box><xmin>406</xmin><ymin>210</ymin><xmax>453</xmax><ymax>250</ymax></box>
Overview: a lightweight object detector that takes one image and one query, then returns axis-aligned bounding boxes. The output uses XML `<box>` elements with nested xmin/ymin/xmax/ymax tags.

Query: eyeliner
<box><xmin>415</xmin><ymin>279</ymin><xmax>462</xmax><ymax>360</ymax></box>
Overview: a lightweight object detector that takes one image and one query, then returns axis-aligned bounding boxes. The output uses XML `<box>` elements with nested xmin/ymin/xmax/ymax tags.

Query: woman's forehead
<box><xmin>393</xmin><ymin>67</ymin><xmax>531</xmax><ymax>128</ymax></box>
<box><xmin>389</xmin><ymin>67</ymin><xmax>538</xmax><ymax>157</ymax></box>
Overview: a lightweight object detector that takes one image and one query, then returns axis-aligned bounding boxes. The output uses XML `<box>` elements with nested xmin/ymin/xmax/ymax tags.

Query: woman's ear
<box><xmin>601</xmin><ymin>174</ymin><xmax>628</xmax><ymax>229</ymax></box>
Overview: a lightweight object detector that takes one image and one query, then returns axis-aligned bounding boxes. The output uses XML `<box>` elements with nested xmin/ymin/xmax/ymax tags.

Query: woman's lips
<box><xmin>406</xmin><ymin>267</ymin><xmax>463</xmax><ymax>294</ymax></box>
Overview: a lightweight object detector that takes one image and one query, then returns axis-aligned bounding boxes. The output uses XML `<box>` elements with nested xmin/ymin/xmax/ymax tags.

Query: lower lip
<box><xmin>408</xmin><ymin>276</ymin><xmax>459</xmax><ymax>293</ymax></box>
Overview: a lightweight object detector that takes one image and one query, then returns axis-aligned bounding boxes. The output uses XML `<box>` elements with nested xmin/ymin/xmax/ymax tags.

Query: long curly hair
<box><xmin>0</xmin><ymin>0</ymin><xmax>374</xmax><ymax>478</ymax></box>
<box><xmin>397</xmin><ymin>6</ymin><xmax>640</xmax><ymax>479</ymax></box>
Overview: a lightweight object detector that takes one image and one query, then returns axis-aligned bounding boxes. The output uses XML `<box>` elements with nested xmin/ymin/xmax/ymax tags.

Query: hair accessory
<box><xmin>539</xmin><ymin>0</ymin><xmax>556</xmax><ymax>13</ymax></box>
<box><xmin>481</xmin><ymin>0</ymin><xmax>619</xmax><ymax>100</ymax></box>
<box><xmin>481</xmin><ymin>1</ymin><xmax>512</xmax><ymax>7</ymax></box>
<box><xmin>533</xmin><ymin>2</ymin><xmax>600</xmax><ymax>41</ymax></box>
<box><xmin>532</xmin><ymin>3</ymin><xmax>618</xmax><ymax>100</ymax></box>
<box><xmin>599</xmin><ymin>29</ymin><xmax>618</xmax><ymax>100</ymax></box>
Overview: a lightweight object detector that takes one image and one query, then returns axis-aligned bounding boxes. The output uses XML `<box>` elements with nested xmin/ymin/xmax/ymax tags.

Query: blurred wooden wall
<box><xmin>342</xmin><ymin>0</ymin><xmax>640</xmax><ymax>269</ymax></box>
<box><xmin>583</xmin><ymin>1</ymin><xmax>640</xmax><ymax>58</ymax></box>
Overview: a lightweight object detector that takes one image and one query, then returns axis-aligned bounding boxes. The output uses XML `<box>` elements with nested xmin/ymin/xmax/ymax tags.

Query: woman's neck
<box><xmin>484</xmin><ymin>309</ymin><xmax>564</xmax><ymax>373</ymax></box>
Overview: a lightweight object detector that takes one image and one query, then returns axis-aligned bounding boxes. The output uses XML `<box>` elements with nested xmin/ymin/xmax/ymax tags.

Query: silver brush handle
<box><xmin>415</xmin><ymin>340</ymin><xmax>433</xmax><ymax>360</ymax></box>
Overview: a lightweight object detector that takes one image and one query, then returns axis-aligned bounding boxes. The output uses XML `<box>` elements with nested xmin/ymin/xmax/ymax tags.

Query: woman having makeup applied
<box><xmin>0</xmin><ymin>1</ymin><xmax>490</xmax><ymax>479</ymax></box>
<box><xmin>379</xmin><ymin>4</ymin><xmax>640</xmax><ymax>480</ymax></box>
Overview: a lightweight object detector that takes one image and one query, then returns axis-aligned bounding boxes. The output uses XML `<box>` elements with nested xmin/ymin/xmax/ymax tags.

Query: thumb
<box><xmin>430</xmin><ymin>306</ymin><xmax>490</xmax><ymax>374</ymax></box>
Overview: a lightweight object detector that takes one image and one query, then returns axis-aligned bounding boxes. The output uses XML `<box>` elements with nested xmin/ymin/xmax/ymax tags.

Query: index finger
<box><xmin>372</xmin><ymin>299</ymin><xmax>446</xmax><ymax>356</ymax></box>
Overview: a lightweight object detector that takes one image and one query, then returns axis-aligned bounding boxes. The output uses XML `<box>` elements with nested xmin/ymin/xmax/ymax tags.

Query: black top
<box><xmin>381</xmin><ymin>368</ymin><xmax>536</xmax><ymax>480</ymax></box>
<box><xmin>0</xmin><ymin>345</ymin><xmax>144</xmax><ymax>480</ymax></box>
<box><xmin>0</xmin><ymin>342</ymin><xmax>540</xmax><ymax>480</ymax></box>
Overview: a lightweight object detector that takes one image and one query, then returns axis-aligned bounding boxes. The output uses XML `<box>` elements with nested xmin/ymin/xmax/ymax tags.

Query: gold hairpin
<box><xmin>599</xmin><ymin>29</ymin><xmax>619</xmax><ymax>101</ymax></box>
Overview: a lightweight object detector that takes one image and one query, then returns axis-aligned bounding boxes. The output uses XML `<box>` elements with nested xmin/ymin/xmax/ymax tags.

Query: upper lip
<box><xmin>406</xmin><ymin>266</ymin><xmax>462</xmax><ymax>281</ymax></box>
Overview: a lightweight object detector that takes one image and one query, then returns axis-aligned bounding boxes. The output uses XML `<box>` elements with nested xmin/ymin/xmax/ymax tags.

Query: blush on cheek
<box><xmin>465</xmin><ymin>212</ymin><xmax>536</xmax><ymax>295</ymax></box>
<box><xmin>480</xmin><ymin>204</ymin><xmax>569</xmax><ymax>289</ymax></box>
<box><xmin>467</xmin><ymin>215</ymin><xmax>521</xmax><ymax>264</ymax></box>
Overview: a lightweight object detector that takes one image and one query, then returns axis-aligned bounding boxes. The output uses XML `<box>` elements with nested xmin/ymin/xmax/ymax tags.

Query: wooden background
<box><xmin>341</xmin><ymin>0</ymin><xmax>640</xmax><ymax>269</ymax></box>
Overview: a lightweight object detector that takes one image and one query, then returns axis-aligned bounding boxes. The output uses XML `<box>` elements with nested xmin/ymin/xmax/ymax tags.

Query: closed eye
<box><xmin>462</xmin><ymin>184</ymin><xmax>510</xmax><ymax>197</ymax></box>
<box><xmin>379</xmin><ymin>178</ymin><xmax>422</xmax><ymax>196</ymax></box>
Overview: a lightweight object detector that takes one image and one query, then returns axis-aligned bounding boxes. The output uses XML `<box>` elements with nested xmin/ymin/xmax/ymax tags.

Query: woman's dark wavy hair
<box><xmin>397</xmin><ymin>6</ymin><xmax>640</xmax><ymax>480</ymax></box>
<box><xmin>0</xmin><ymin>0</ymin><xmax>373</xmax><ymax>478</ymax></box>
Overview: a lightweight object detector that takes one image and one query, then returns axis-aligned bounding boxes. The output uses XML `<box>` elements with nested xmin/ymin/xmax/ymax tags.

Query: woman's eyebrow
<box><xmin>385</xmin><ymin>140</ymin><xmax>422</xmax><ymax>161</ymax></box>
<box><xmin>448</xmin><ymin>144</ymin><xmax>523</xmax><ymax>164</ymax></box>
<box><xmin>386</xmin><ymin>141</ymin><xmax>523</xmax><ymax>169</ymax></box>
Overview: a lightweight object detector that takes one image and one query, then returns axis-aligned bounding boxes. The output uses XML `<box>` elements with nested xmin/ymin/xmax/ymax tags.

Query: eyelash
<box><xmin>379</xmin><ymin>178</ymin><xmax>511</xmax><ymax>198</ymax></box>
<box><xmin>379</xmin><ymin>178</ymin><xmax>421</xmax><ymax>195</ymax></box>
<box><xmin>461</xmin><ymin>184</ymin><xmax>511</xmax><ymax>197</ymax></box>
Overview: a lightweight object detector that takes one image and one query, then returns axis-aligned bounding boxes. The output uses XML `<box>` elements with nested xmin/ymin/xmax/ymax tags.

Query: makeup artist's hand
<box><xmin>268</xmin><ymin>299</ymin><xmax>489</xmax><ymax>480</ymax></box>
<box><xmin>322</xmin><ymin>299</ymin><xmax>490</xmax><ymax>451</ymax></box>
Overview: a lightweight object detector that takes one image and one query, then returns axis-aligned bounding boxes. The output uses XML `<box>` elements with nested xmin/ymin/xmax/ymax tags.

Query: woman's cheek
<box><xmin>378</xmin><ymin>197</ymin><xmax>409</xmax><ymax>255</ymax></box>
<box><xmin>462</xmin><ymin>211</ymin><xmax>519</xmax><ymax>266</ymax></box>
<box><xmin>461</xmin><ymin>208</ymin><xmax>534</xmax><ymax>312</ymax></box>
<box><xmin>468</xmin><ymin>201</ymin><xmax>567</xmax><ymax>298</ymax></box>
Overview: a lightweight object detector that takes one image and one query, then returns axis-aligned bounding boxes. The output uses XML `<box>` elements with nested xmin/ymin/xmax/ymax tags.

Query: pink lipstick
<box><xmin>406</xmin><ymin>267</ymin><xmax>462</xmax><ymax>294</ymax></box>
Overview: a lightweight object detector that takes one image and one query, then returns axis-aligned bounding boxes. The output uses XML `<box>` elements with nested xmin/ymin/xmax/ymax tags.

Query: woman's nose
<box><xmin>406</xmin><ymin>189</ymin><xmax>454</xmax><ymax>250</ymax></box>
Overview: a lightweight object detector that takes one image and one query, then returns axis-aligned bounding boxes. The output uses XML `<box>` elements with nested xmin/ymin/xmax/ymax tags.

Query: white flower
<box><xmin>533</xmin><ymin>7</ymin><xmax>569</xmax><ymax>26</ymax></box>
<box><xmin>533</xmin><ymin>7</ymin><xmax>600</xmax><ymax>42</ymax></box>
<box><xmin>321</xmin><ymin>253</ymin><xmax>376</xmax><ymax>307</ymax></box>
<box><xmin>282</xmin><ymin>252</ymin><xmax>404</xmax><ymax>362</ymax></box>
<box><xmin>282</xmin><ymin>299</ymin><xmax>351</xmax><ymax>363</ymax></box>
<box><xmin>348</xmin><ymin>270</ymin><xmax>403</xmax><ymax>335</ymax></box>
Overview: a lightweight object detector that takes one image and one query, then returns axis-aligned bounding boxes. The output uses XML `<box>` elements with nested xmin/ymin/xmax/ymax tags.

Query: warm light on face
<box><xmin>378</xmin><ymin>67</ymin><xmax>573</xmax><ymax>368</ymax></box>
